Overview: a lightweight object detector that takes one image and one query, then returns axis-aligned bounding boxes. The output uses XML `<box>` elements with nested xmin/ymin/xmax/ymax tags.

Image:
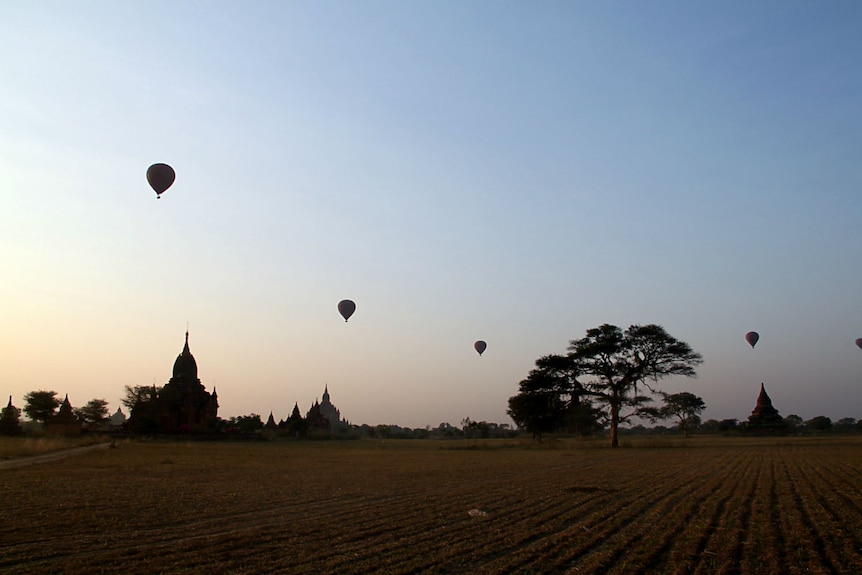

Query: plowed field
<box><xmin>1</xmin><ymin>437</ymin><xmax>861</xmax><ymax>574</ymax></box>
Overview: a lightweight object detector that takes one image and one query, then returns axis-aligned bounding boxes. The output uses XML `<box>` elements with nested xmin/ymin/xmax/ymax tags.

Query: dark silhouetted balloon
<box><xmin>474</xmin><ymin>340</ymin><xmax>487</xmax><ymax>356</ymax></box>
<box><xmin>856</xmin><ymin>338</ymin><xmax>862</xmax><ymax>350</ymax></box>
<box><xmin>745</xmin><ymin>331</ymin><xmax>759</xmax><ymax>348</ymax></box>
<box><xmin>338</xmin><ymin>299</ymin><xmax>355</xmax><ymax>322</ymax></box>
<box><xmin>147</xmin><ymin>163</ymin><xmax>175</xmax><ymax>198</ymax></box>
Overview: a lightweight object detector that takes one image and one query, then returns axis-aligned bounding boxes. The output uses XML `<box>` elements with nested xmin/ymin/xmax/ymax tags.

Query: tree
<box><xmin>565</xmin><ymin>401</ymin><xmax>604</xmax><ymax>437</ymax></box>
<box><xmin>23</xmin><ymin>390</ymin><xmax>61</xmax><ymax>424</ymax></box>
<box><xmin>461</xmin><ymin>418</ymin><xmax>491</xmax><ymax>439</ymax></box>
<box><xmin>806</xmin><ymin>416</ymin><xmax>832</xmax><ymax>432</ymax></box>
<box><xmin>835</xmin><ymin>417</ymin><xmax>857</xmax><ymax>432</ymax></box>
<box><xmin>122</xmin><ymin>385</ymin><xmax>159</xmax><ymax>411</ymax></box>
<box><xmin>75</xmin><ymin>399</ymin><xmax>110</xmax><ymax>428</ymax></box>
<box><xmin>719</xmin><ymin>419</ymin><xmax>739</xmax><ymax>433</ymax></box>
<box><xmin>567</xmin><ymin>324</ymin><xmax>703</xmax><ymax>448</ymax></box>
<box><xmin>507</xmin><ymin>354</ymin><xmax>590</xmax><ymax>441</ymax></box>
<box><xmin>232</xmin><ymin>414</ymin><xmax>264</xmax><ymax>434</ymax></box>
<box><xmin>700</xmin><ymin>419</ymin><xmax>720</xmax><ymax>433</ymax></box>
<box><xmin>126</xmin><ymin>385</ymin><xmax>163</xmax><ymax>434</ymax></box>
<box><xmin>641</xmin><ymin>392</ymin><xmax>706</xmax><ymax>437</ymax></box>
<box><xmin>784</xmin><ymin>414</ymin><xmax>804</xmax><ymax>431</ymax></box>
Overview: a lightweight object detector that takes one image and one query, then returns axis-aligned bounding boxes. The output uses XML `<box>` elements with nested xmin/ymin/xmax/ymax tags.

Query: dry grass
<box><xmin>1</xmin><ymin>436</ymin><xmax>860</xmax><ymax>574</ymax></box>
<box><xmin>0</xmin><ymin>435</ymin><xmax>107</xmax><ymax>459</ymax></box>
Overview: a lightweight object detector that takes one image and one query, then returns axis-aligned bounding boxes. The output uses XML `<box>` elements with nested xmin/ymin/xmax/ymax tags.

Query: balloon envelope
<box><xmin>338</xmin><ymin>299</ymin><xmax>355</xmax><ymax>322</ymax></box>
<box><xmin>474</xmin><ymin>340</ymin><xmax>487</xmax><ymax>356</ymax></box>
<box><xmin>147</xmin><ymin>163</ymin><xmax>175</xmax><ymax>197</ymax></box>
<box><xmin>856</xmin><ymin>338</ymin><xmax>862</xmax><ymax>350</ymax></box>
<box><xmin>745</xmin><ymin>331</ymin><xmax>759</xmax><ymax>348</ymax></box>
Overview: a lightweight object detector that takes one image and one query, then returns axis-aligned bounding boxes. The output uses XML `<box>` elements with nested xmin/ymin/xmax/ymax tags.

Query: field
<box><xmin>0</xmin><ymin>436</ymin><xmax>107</xmax><ymax>459</ymax></box>
<box><xmin>1</xmin><ymin>437</ymin><xmax>861</xmax><ymax>574</ymax></box>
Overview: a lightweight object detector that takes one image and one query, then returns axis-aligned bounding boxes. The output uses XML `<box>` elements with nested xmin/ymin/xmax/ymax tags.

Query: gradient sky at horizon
<box><xmin>2</xmin><ymin>1</ymin><xmax>860</xmax><ymax>428</ymax></box>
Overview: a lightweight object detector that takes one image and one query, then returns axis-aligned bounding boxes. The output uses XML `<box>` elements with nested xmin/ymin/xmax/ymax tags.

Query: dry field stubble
<box><xmin>1</xmin><ymin>437</ymin><xmax>861</xmax><ymax>574</ymax></box>
<box><xmin>0</xmin><ymin>436</ymin><xmax>107</xmax><ymax>459</ymax></box>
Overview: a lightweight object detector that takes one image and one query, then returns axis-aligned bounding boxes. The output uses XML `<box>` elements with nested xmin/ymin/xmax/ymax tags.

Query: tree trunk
<box><xmin>609</xmin><ymin>402</ymin><xmax>620</xmax><ymax>448</ymax></box>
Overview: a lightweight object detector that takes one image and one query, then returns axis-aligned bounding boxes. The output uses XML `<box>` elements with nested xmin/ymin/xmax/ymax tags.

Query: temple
<box><xmin>47</xmin><ymin>394</ymin><xmax>81</xmax><ymax>436</ymax></box>
<box><xmin>129</xmin><ymin>331</ymin><xmax>219</xmax><ymax>433</ymax></box>
<box><xmin>744</xmin><ymin>383</ymin><xmax>788</xmax><ymax>434</ymax></box>
<box><xmin>0</xmin><ymin>396</ymin><xmax>21</xmax><ymax>436</ymax></box>
<box><xmin>316</xmin><ymin>385</ymin><xmax>348</xmax><ymax>431</ymax></box>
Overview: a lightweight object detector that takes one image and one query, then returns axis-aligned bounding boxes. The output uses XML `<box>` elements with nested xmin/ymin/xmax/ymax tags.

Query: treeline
<box><xmin>223</xmin><ymin>414</ymin><xmax>517</xmax><ymax>440</ymax></box>
<box><xmin>619</xmin><ymin>416</ymin><xmax>862</xmax><ymax>436</ymax></box>
<box><xmin>1</xmin><ymin>391</ymin><xmax>122</xmax><ymax>436</ymax></box>
<box><xmin>694</xmin><ymin>415</ymin><xmax>862</xmax><ymax>435</ymax></box>
<box><xmin>1</xmin><ymin>390</ymin><xmax>518</xmax><ymax>441</ymax></box>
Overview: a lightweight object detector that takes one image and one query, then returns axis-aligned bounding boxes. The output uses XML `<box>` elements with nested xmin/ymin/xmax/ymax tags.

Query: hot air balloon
<box><xmin>474</xmin><ymin>340</ymin><xmax>487</xmax><ymax>356</ymax></box>
<box><xmin>856</xmin><ymin>338</ymin><xmax>862</xmax><ymax>350</ymax></box>
<box><xmin>338</xmin><ymin>299</ymin><xmax>356</xmax><ymax>322</ymax></box>
<box><xmin>745</xmin><ymin>331</ymin><xmax>759</xmax><ymax>349</ymax></box>
<box><xmin>147</xmin><ymin>163</ymin><xmax>175</xmax><ymax>198</ymax></box>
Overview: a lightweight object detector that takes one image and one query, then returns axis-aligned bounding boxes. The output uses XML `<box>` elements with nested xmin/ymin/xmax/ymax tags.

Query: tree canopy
<box><xmin>23</xmin><ymin>390</ymin><xmax>61</xmax><ymax>424</ymax></box>
<box><xmin>510</xmin><ymin>324</ymin><xmax>703</xmax><ymax>447</ymax></box>
<box><xmin>507</xmin><ymin>353</ymin><xmax>600</xmax><ymax>441</ymax></box>
<box><xmin>568</xmin><ymin>324</ymin><xmax>703</xmax><ymax>447</ymax></box>
<box><xmin>641</xmin><ymin>392</ymin><xmax>706</xmax><ymax>437</ymax></box>
<box><xmin>75</xmin><ymin>398</ymin><xmax>110</xmax><ymax>428</ymax></box>
<box><xmin>122</xmin><ymin>385</ymin><xmax>158</xmax><ymax>411</ymax></box>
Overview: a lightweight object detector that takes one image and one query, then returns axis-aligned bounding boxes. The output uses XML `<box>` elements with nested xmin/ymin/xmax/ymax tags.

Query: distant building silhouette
<box><xmin>262</xmin><ymin>412</ymin><xmax>279</xmax><ymax>439</ymax></box>
<box><xmin>129</xmin><ymin>331</ymin><xmax>219</xmax><ymax>434</ymax></box>
<box><xmin>305</xmin><ymin>399</ymin><xmax>330</xmax><ymax>432</ymax></box>
<box><xmin>273</xmin><ymin>387</ymin><xmax>349</xmax><ymax>437</ymax></box>
<box><xmin>47</xmin><ymin>394</ymin><xmax>81</xmax><ymax>436</ymax></box>
<box><xmin>280</xmin><ymin>402</ymin><xmax>307</xmax><ymax>437</ymax></box>
<box><xmin>108</xmin><ymin>407</ymin><xmax>127</xmax><ymax>430</ymax></box>
<box><xmin>317</xmin><ymin>385</ymin><xmax>348</xmax><ymax>431</ymax></box>
<box><xmin>744</xmin><ymin>383</ymin><xmax>789</xmax><ymax>435</ymax></box>
<box><xmin>1</xmin><ymin>396</ymin><xmax>22</xmax><ymax>436</ymax></box>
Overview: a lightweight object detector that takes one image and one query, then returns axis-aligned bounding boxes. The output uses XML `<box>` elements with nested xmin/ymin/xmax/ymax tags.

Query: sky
<box><xmin>1</xmin><ymin>1</ymin><xmax>861</xmax><ymax>428</ymax></box>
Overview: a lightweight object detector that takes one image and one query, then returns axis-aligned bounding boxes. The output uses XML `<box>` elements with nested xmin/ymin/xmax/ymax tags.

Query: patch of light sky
<box><xmin>1</xmin><ymin>1</ymin><xmax>860</xmax><ymax>427</ymax></box>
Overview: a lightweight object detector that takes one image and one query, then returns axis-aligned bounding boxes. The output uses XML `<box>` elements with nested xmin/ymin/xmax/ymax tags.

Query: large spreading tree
<box><xmin>569</xmin><ymin>324</ymin><xmax>703</xmax><ymax>447</ymax></box>
<box><xmin>510</xmin><ymin>324</ymin><xmax>703</xmax><ymax>447</ymax></box>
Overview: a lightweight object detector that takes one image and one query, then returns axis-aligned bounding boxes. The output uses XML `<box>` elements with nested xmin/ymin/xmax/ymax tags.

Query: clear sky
<box><xmin>2</xmin><ymin>1</ymin><xmax>860</xmax><ymax>428</ymax></box>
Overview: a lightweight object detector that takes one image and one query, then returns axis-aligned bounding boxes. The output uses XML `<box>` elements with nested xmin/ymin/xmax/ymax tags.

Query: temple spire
<box><xmin>756</xmin><ymin>382</ymin><xmax>773</xmax><ymax>408</ymax></box>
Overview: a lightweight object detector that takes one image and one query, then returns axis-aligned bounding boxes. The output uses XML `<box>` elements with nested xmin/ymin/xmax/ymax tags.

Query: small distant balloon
<box><xmin>745</xmin><ymin>331</ymin><xmax>759</xmax><ymax>349</ymax></box>
<box><xmin>474</xmin><ymin>340</ymin><xmax>487</xmax><ymax>356</ymax></box>
<box><xmin>147</xmin><ymin>163</ymin><xmax>175</xmax><ymax>198</ymax></box>
<box><xmin>856</xmin><ymin>338</ymin><xmax>862</xmax><ymax>350</ymax></box>
<box><xmin>338</xmin><ymin>299</ymin><xmax>356</xmax><ymax>322</ymax></box>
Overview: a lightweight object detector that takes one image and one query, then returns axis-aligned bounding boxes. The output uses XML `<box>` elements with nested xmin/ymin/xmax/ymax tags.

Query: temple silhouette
<box><xmin>744</xmin><ymin>383</ymin><xmax>789</xmax><ymax>434</ymax></box>
<box><xmin>264</xmin><ymin>385</ymin><xmax>349</xmax><ymax>437</ymax></box>
<box><xmin>129</xmin><ymin>331</ymin><xmax>219</xmax><ymax>433</ymax></box>
<box><xmin>0</xmin><ymin>396</ymin><xmax>21</xmax><ymax>436</ymax></box>
<box><xmin>128</xmin><ymin>330</ymin><xmax>349</xmax><ymax>436</ymax></box>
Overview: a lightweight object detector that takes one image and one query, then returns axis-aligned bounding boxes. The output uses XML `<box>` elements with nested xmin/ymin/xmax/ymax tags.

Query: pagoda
<box><xmin>47</xmin><ymin>394</ymin><xmax>81</xmax><ymax>436</ymax></box>
<box><xmin>744</xmin><ymin>383</ymin><xmax>789</xmax><ymax>435</ymax></box>
<box><xmin>0</xmin><ymin>396</ymin><xmax>22</xmax><ymax>436</ymax></box>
